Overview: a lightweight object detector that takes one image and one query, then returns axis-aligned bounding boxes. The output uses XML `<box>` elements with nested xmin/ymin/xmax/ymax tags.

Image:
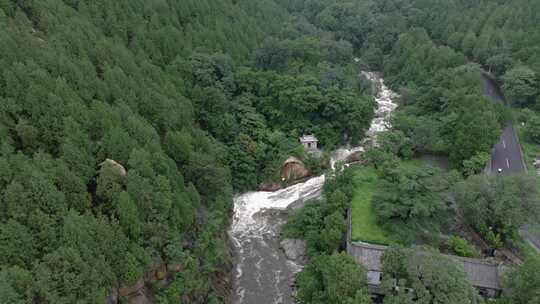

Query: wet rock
<box><xmin>286</xmin><ymin>198</ymin><xmax>308</xmax><ymax>212</ymax></box>
<box><xmin>280</xmin><ymin>238</ymin><xmax>307</xmax><ymax>262</ymax></box>
<box><xmin>345</xmin><ymin>151</ymin><xmax>364</xmax><ymax>163</ymax></box>
<box><xmin>259</xmin><ymin>181</ymin><xmax>283</xmax><ymax>192</ymax></box>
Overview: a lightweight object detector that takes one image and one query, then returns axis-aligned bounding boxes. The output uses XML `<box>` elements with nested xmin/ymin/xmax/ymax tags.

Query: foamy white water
<box><xmin>230</xmin><ymin>176</ymin><xmax>325</xmax><ymax>304</ymax></box>
<box><xmin>231</xmin><ymin>175</ymin><xmax>326</xmax><ymax>238</ymax></box>
<box><xmin>330</xmin><ymin>72</ymin><xmax>399</xmax><ymax>168</ymax></box>
<box><xmin>330</xmin><ymin>146</ymin><xmax>365</xmax><ymax>170</ymax></box>
<box><xmin>362</xmin><ymin>71</ymin><xmax>399</xmax><ymax>141</ymax></box>
<box><xmin>230</xmin><ymin>71</ymin><xmax>398</xmax><ymax>304</ymax></box>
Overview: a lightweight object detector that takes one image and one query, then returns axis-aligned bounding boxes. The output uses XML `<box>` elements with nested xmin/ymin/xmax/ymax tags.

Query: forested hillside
<box><xmin>281</xmin><ymin>0</ymin><xmax>540</xmax><ymax>169</ymax></box>
<box><xmin>0</xmin><ymin>0</ymin><xmax>278</xmax><ymax>302</ymax></box>
<box><xmin>0</xmin><ymin>0</ymin><xmax>375</xmax><ymax>303</ymax></box>
<box><xmin>278</xmin><ymin>1</ymin><xmax>540</xmax><ymax>304</ymax></box>
<box><xmin>2</xmin><ymin>0</ymin><xmax>540</xmax><ymax>303</ymax></box>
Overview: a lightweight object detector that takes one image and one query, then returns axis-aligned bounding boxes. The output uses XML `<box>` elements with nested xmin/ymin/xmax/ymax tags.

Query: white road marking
<box><xmin>502</xmin><ymin>140</ymin><xmax>506</xmax><ymax>149</ymax></box>
<box><xmin>506</xmin><ymin>158</ymin><xmax>510</xmax><ymax>169</ymax></box>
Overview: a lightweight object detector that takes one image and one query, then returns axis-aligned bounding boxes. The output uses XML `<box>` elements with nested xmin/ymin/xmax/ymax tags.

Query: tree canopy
<box><xmin>0</xmin><ymin>0</ymin><xmax>378</xmax><ymax>301</ymax></box>
<box><xmin>380</xmin><ymin>246</ymin><xmax>479</xmax><ymax>304</ymax></box>
<box><xmin>296</xmin><ymin>253</ymin><xmax>371</xmax><ymax>304</ymax></box>
<box><xmin>454</xmin><ymin>174</ymin><xmax>540</xmax><ymax>246</ymax></box>
<box><xmin>2</xmin><ymin>0</ymin><xmax>540</xmax><ymax>302</ymax></box>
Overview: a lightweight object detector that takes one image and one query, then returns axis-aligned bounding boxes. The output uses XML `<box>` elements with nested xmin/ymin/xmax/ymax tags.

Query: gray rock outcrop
<box><xmin>280</xmin><ymin>238</ymin><xmax>307</xmax><ymax>263</ymax></box>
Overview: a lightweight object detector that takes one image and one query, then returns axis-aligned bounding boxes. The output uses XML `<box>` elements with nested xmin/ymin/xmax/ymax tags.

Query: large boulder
<box><xmin>280</xmin><ymin>238</ymin><xmax>307</xmax><ymax>263</ymax></box>
<box><xmin>99</xmin><ymin>158</ymin><xmax>127</xmax><ymax>178</ymax></box>
<box><xmin>345</xmin><ymin>151</ymin><xmax>364</xmax><ymax>163</ymax></box>
<box><xmin>281</xmin><ymin>156</ymin><xmax>310</xmax><ymax>181</ymax></box>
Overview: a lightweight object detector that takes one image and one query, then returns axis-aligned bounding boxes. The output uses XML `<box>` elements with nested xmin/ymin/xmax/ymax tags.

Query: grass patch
<box><xmin>350</xmin><ymin>160</ymin><xmax>436</xmax><ymax>245</ymax></box>
<box><xmin>350</xmin><ymin>166</ymin><xmax>393</xmax><ymax>245</ymax></box>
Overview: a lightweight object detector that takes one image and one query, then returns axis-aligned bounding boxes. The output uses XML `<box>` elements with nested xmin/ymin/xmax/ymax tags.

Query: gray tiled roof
<box><xmin>348</xmin><ymin>242</ymin><xmax>504</xmax><ymax>290</ymax></box>
<box><xmin>300</xmin><ymin>134</ymin><xmax>318</xmax><ymax>142</ymax></box>
<box><xmin>455</xmin><ymin>256</ymin><xmax>503</xmax><ymax>290</ymax></box>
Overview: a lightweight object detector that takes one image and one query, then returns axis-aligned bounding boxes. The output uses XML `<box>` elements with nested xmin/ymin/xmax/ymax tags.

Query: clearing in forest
<box><xmin>350</xmin><ymin>166</ymin><xmax>393</xmax><ymax>245</ymax></box>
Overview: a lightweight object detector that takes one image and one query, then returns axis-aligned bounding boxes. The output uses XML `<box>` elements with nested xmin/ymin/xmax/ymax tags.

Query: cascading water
<box><xmin>229</xmin><ymin>72</ymin><xmax>398</xmax><ymax>304</ymax></box>
<box><xmin>361</xmin><ymin>71</ymin><xmax>399</xmax><ymax>141</ymax></box>
<box><xmin>230</xmin><ymin>176</ymin><xmax>326</xmax><ymax>304</ymax></box>
<box><xmin>330</xmin><ymin>72</ymin><xmax>398</xmax><ymax>170</ymax></box>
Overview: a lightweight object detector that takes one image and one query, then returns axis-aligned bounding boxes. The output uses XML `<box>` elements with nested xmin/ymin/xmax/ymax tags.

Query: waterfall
<box><xmin>229</xmin><ymin>72</ymin><xmax>398</xmax><ymax>304</ymax></box>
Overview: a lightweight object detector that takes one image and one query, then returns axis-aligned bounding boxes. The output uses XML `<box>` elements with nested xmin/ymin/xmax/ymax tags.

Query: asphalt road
<box><xmin>482</xmin><ymin>72</ymin><xmax>505</xmax><ymax>102</ymax></box>
<box><xmin>482</xmin><ymin>72</ymin><xmax>539</xmax><ymax>251</ymax></box>
<box><xmin>490</xmin><ymin>124</ymin><xmax>527</xmax><ymax>175</ymax></box>
<box><xmin>482</xmin><ymin>73</ymin><xmax>527</xmax><ymax>175</ymax></box>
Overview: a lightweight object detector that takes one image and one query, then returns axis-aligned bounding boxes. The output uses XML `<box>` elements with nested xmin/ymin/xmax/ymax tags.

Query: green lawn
<box><xmin>350</xmin><ymin>166</ymin><xmax>394</xmax><ymax>245</ymax></box>
<box><xmin>350</xmin><ymin>160</ymin><xmax>430</xmax><ymax>245</ymax></box>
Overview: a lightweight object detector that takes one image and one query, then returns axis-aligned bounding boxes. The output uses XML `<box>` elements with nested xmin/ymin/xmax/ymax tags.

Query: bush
<box><xmin>462</xmin><ymin>152</ymin><xmax>489</xmax><ymax>177</ymax></box>
<box><xmin>296</xmin><ymin>253</ymin><xmax>370</xmax><ymax>304</ymax></box>
<box><xmin>283</xmin><ymin>169</ymin><xmax>354</xmax><ymax>255</ymax></box>
<box><xmin>525</xmin><ymin>114</ymin><xmax>540</xmax><ymax>144</ymax></box>
<box><xmin>448</xmin><ymin>236</ymin><xmax>480</xmax><ymax>258</ymax></box>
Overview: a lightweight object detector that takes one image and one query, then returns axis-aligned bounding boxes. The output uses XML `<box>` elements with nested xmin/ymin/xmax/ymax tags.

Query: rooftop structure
<box><xmin>300</xmin><ymin>134</ymin><xmax>318</xmax><ymax>150</ymax></box>
<box><xmin>347</xmin><ymin>241</ymin><xmax>505</xmax><ymax>297</ymax></box>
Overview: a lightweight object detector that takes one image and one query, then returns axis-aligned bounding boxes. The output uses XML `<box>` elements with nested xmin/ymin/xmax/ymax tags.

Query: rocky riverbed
<box><xmin>229</xmin><ymin>72</ymin><xmax>398</xmax><ymax>304</ymax></box>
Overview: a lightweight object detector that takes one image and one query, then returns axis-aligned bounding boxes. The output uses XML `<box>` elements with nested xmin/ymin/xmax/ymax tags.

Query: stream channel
<box><xmin>229</xmin><ymin>72</ymin><xmax>398</xmax><ymax>304</ymax></box>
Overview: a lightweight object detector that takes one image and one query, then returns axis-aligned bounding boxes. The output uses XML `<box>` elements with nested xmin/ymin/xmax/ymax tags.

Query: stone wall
<box><xmin>345</xmin><ymin>208</ymin><xmax>504</xmax><ymax>297</ymax></box>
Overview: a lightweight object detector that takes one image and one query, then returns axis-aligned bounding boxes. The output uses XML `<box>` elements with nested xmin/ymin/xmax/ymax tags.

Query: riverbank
<box><xmin>229</xmin><ymin>175</ymin><xmax>326</xmax><ymax>304</ymax></box>
<box><xmin>228</xmin><ymin>71</ymin><xmax>399</xmax><ymax>303</ymax></box>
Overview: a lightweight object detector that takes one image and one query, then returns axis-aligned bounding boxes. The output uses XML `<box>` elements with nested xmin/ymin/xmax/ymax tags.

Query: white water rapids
<box><xmin>229</xmin><ymin>72</ymin><xmax>398</xmax><ymax>304</ymax></box>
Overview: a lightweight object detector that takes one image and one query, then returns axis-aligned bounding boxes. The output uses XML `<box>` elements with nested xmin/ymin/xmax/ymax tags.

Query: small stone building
<box><xmin>300</xmin><ymin>134</ymin><xmax>318</xmax><ymax>150</ymax></box>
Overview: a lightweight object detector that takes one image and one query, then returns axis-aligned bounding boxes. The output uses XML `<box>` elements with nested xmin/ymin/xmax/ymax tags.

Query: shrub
<box><xmin>448</xmin><ymin>236</ymin><xmax>480</xmax><ymax>258</ymax></box>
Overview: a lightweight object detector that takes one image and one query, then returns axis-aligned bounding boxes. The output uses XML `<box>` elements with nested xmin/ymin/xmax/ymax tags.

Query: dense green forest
<box><xmin>0</xmin><ymin>0</ymin><xmax>375</xmax><ymax>303</ymax></box>
<box><xmin>281</xmin><ymin>0</ymin><xmax>540</xmax><ymax>304</ymax></box>
<box><xmin>280</xmin><ymin>0</ymin><xmax>540</xmax><ymax>168</ymax></box>
<box><xmin>0</xmin><ymin>1</ymin><xmax>267</xmax><ymax>302</ymax></box>
<box><xmin>1</xmin><ymin>0</ymin><xmax>540</xmax><ymax>303</ymax></box>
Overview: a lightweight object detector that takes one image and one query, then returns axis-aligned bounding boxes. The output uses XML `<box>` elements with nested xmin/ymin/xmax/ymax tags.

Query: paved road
<box><xmin>482</xmin><ymin>72</ymin><xmax>539</xmax><ymax>252</ymax></box>
<box><xmin>482</xmin><ymin>72</ymin><xmax>506</xmax><ymax>103</ymax></box>
<box><xmin>490</xmin><ymin>125</ymin><xmax>527</xmax><ymax>175</ymax></box>
<box><xmin>482</xmin><ymin>73</ymin><xmax>527</xmax><ymax>175</ymax></box>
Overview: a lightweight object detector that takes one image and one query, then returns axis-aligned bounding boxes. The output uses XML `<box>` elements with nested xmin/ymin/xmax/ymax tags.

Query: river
<box><xmin>229</xmin><ymin>72</ymin><xmax>398</xmax><ymax>304</ymax></box>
